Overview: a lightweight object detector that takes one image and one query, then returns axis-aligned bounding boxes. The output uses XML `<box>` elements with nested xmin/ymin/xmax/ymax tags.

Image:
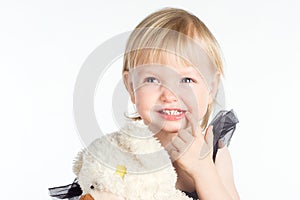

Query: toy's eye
<box><xmin>181</xmin><ymin>77</ymin><xmax>195</xmax><ymax>83</ymax></box>
<box><xmin>90</xmin><ymin>185</ymin><xmax>94</xmax><ymax>189</ymax></box>
<box><xmin>144</xmin><ymin>77</ymin><xmax>159</xmax><ymax>84</ymax></box>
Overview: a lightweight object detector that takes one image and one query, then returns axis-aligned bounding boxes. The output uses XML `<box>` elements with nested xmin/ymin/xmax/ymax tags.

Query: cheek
<box><xmin>196</xmin><ymin>94</ymin><xmax>209</xmax><ymax>118</ymax></box>
<box><xmin>135</xmin><ymin>93</ymin><xmax>147</xmax><ymax>113</ymax></box>
<box><xmin>134</xmin><ymin>88</ymin><xmax>157</xmax><ymax>116</ymax></box>
<box><xmin>135</xmin><ymin>89</ymin><xmax>152</xmax><ymax>107</ymax></box>
<box><xmin>179</xmin><ymin>86</ymin><xmax>210</xmax><ymax>119</ymax></box>
<box><xmin>195</xmin><ymin>89</ymin><xmax>210</xmax><ymax>118</ymax></box>
<box><xmin>134</xmin><ymin>86</ymin><xmax>160</xmax><ymax>102</ymax></box>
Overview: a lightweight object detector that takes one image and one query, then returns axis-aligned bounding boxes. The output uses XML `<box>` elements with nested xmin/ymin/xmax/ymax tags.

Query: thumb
<box><xmin>199</xmin><ymin>126</ymin><xmax>213</xmax><ymax>159</ymax></box>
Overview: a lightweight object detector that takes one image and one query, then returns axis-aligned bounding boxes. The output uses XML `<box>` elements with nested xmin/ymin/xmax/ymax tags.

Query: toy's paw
<box><xmin>80</xmin><ymin>194</ymin><xmax>94</xmax><ymax>200</ymax></box>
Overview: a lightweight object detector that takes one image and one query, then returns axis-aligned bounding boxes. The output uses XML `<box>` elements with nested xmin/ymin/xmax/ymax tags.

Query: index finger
<box><xmin>185</xmin><ymin>112</ymin><xmax>199</xmax><ymax>137</ymax></box>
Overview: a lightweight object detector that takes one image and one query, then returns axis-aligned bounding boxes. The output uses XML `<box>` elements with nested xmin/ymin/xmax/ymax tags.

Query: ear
<box><xmin>208</xmin><ymin>73</ymin><xmax>220</xmax><ymax>104</ymax></box>
<box><xmin>123</xmin><ymin>71</ymin><xmax>135</xmax><ymax>104</ymax></box>
<box><xmin>73</xmin><ymin>150</ymin><xmax>83</xmax><ymax>176</ymax></box>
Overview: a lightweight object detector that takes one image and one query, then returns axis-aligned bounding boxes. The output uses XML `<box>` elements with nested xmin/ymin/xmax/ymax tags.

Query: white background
<box><xmin>1</xmin><ymin>0</ymin><xmax>300</xmax><ymax>199</ymax></box>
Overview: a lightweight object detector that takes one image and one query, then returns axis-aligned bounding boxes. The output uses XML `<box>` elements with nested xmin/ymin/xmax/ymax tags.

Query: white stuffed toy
<box><xmin>73</xmin><ymin>121</ymin><xmax>192</xmax><ymax>200</ymax></box>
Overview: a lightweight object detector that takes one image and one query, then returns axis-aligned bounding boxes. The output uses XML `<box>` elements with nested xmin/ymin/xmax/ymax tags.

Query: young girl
<box><xmin>121</xmin><ymin>7</ymin><xmax>240</xmax><ymax>200</ymax></box>
<box><xmin>50</xmin><ymin>7</ymin><xmax>239</xmax><ymax>200</ymax></box>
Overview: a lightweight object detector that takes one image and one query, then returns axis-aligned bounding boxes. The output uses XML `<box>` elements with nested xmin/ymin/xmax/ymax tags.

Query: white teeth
<box><xmin>161</xmin><ymin>110</ymin><xmax>183</xmax><ymax>115</ymax></box>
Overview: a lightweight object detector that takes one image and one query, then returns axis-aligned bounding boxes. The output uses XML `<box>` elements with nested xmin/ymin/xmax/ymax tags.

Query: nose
<box><xmin>160</xmin><ymin>86</ymin><xmax>178</xmax><ymax>103</ymax></box>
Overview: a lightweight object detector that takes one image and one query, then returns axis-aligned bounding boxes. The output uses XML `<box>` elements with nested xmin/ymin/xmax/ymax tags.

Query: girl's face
<box><xmin>125</xmin><ymin>55</ymin><xmax>213</xmax><ymax>135</ymax></box>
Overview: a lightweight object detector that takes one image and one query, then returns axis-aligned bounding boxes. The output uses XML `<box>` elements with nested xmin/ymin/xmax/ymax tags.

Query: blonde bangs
<box><xmin>124</xmin><ymin>27</ymin><xmax>212</xmax><ymax>71</ymax></box>
<box><xmin>126</xmin><ymin>49</ymin><xmax>193</xmax><ymax>70</ymax></box>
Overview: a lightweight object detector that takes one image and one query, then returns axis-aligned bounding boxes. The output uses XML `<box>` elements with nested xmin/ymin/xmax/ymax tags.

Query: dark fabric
<box><xmin>183</xmin><ymin>190</ymin><xmax>199</xmax><ymax>199</ymax></box>
<box><xmin>49</xmin><ymin>110</ymin><xmax>238</xmax><ymax>200</ymax></box>
<box><xmin>48</xmin><ymin>179</ymin><xmax>82</xmax><ymax>200</ymax></box>
<box><xmin>211</xmin><ymin>109</ymin><xmax>239</xmax><ymax>161</ymax></box>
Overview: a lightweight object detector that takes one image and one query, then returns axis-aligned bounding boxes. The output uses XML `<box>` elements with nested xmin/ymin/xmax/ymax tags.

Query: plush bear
<box><xmin>73</xmin><ymin>121</ymin><xmax>192</xmax><ymax>200</ymax></box>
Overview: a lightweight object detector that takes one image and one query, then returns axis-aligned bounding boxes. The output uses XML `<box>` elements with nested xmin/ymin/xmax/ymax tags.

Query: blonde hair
<box><xmin>123</xmin><ymin>7</ymin><xmax>224</xmax><ymax>129</ymax></box>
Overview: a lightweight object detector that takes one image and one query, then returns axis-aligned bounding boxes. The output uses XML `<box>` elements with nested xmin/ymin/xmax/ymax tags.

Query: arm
<box><xmin>191</xmin><ymin>146</ymin><xmax>239</xmax><ymax>200</ymax></box>
<box><xmin>215</xmin><ymin>146</ymin><xmax>240</xmax><ymax>200</ymax></box>
<box><xmin>182</xmin><ymin>140</ymin><xmax>235</xmax><ymax>200</ymax></box>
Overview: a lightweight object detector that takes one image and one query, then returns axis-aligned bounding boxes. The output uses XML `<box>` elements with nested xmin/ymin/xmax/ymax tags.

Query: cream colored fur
<box><xmin>73</xmin><ymin>121</ymin><xmax>192</xmax><ymax>200</ymax></box>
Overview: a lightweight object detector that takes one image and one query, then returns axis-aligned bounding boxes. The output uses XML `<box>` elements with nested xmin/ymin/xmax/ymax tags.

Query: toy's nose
<box><xmin>80</xmin><ymin>194</ymin><xmax>94</xmax><ymax>200</ymax></box>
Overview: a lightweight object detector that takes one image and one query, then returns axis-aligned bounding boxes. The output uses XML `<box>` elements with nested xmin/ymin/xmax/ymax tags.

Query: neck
<box><xmin>153</xmin><ymin>130</ymin><xmax>178</xmax><ymax>147</ymax></box>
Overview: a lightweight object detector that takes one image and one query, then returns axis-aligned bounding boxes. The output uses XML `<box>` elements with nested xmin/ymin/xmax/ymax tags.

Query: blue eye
<box><xmin>181</xmin><ymin>77</ymin><xmax>194</xmax><ymax>83</ymax></box>
<box><xmin>145</xmin><ymin>77</ymin><xmax>159</xmax><ymax>83</ymax></box>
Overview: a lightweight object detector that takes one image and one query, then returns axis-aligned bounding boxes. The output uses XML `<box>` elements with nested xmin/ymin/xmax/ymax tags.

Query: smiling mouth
<box><xmin>158</xmin><ymin>109</ymin><xmax>186</xmax><ymax>116</ymax></box>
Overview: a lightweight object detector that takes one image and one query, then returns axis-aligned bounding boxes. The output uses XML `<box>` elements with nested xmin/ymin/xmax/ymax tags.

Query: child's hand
<box><xmin>165</xmin><ymin>112</ymin><xmax>214</xmax><ymax>177</ymax></box>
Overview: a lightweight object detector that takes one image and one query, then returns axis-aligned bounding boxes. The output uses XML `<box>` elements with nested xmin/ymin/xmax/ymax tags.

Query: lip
<box><xmin>157</xmin><ymin>108</ymin><xmax>187</xmax><ymax>121</ymax></box>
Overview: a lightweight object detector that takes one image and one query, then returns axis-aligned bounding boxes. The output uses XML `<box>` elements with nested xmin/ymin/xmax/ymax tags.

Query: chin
<box><xmin>143</xmin><ymin>116</ymin><xmax>188</xmax><ymax>134</ymax></box>
<box><xmin>161</xmin><ymin>121</ymin><xmax>187</xmax><ymax>133</ymax></box>
<box><xmin>162</xmin><ymin>127</ymin><xmax>179</xmax><ymax>134</ymax></box>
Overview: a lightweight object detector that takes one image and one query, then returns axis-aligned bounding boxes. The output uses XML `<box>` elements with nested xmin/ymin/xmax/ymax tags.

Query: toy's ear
<box><xmin>73</xmin><ymin>150</ymin><xmax>83</xmax><ymax>176</ymax></box>
<box><xmin>123</xmin><ymin>71</ymin><xmax>135</xmax><ymax>104</ymax></box>
<box><xmin>208</xmin><ymin>73</ymin><xmax>220</xmax><ymax>104</ymax></box>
